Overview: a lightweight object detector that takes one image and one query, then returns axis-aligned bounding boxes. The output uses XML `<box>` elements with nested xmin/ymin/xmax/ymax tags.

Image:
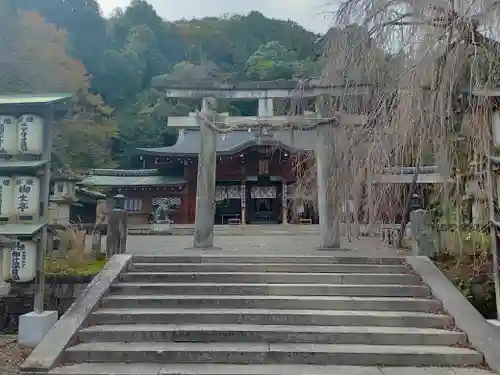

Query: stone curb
<box><xmin>20</xmin><ymin>254</ymin><xmax>133</xmax><ymax>373</ymax></box>
<box><xmin>405</xmin><ymin>255</ymin><xmax>500</xmax><ymax>373</ymax></box>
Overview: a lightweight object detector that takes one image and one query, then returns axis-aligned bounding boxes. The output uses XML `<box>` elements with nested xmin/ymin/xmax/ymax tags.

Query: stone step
<box><xmin>100</xmin><ymin>295</ymin><xmax>441</xmax><ymax>312</ymax></box>
<box><xmin>89</xmin><ymin>308</ymin><xmax>451</xmax><ymax>327</ymax></box>
<box><xmin>78</xmin><ymin>324</ymin><xmax>465</xmax><ymax>346</ymax></box>
<box><xmin>131</xmin><ymin>255</ymin><xmax>404</xmax><ymax>265</ymax></box>
<box><xmin>63</xmin><ymin>342</ymin><xmax>482</xmax><ymax>366</ymax></box>
<box><xmin>109</xmin><ymin>282</ymin><xmax>430</xmax><ymax>297</ymax></box>
<box><xmin>48</xmin><ymin>363</ymin><xmax>497</xmax><ymax>375</ymax></box>
<box><xmin>129</xmin><ymin>262</ymin><xmax>410</xmax><ymax>274</ymax></box>
<box><xmin>119</xmin><ymin>272</ymin><xmax>421</xmax><ymax>285</ymax></box>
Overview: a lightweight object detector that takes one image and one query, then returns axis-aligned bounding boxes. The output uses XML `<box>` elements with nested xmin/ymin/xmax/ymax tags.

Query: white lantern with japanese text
<box><xmin>0</xmin><ymin>248</ymin><xmax>10</xmax><ymax>281</ymax></box>
<box><xmin>0</xmin><ymin>177</ymin><xmax>13</xmax><ymax>219</ymax></box>
<box><xmin>14</xmin><ymin>176</ymin><xmax>40</xmax><ymax>217</ymax></box>
<box><xmin>10</xmin><ymin>240</ymin><xmax>36</xmax><ymax>282</ymax></box>
<box><xmin>0</xmin><ymin>116</ymin><xmax>18</xmax><ymax>155</ymax></box>
<box><xmin>17</xmin><ymin>114</ymin><xmax>44</xmax><ymax>154</ymax></box>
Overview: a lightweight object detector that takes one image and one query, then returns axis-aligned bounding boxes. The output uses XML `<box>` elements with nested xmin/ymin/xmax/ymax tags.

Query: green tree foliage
<box><xmin>245</xmin><ymin>41</ymin><xmax>301</xmax><ymax>81</ymax></box>
<box><xmin>0</xmin><ymin>4</ymin><xmax>117</xmax><ymax>170</ymax></box>
<box><xmin>112</xmin><ymin>89</ymin><xmax>179</xmax><ymax>169</ymax></box>
<box><xmin>323</xmin><ymin>24</ymin><xmax>394</xmax><ymax>86</ymax></box>
<box><xmin>14</xmin><ymin>0</ymin><xmax>107</xmax><ymax>74</ymax></box>
<box><xmin>54</xmin><ymin>92</ymin><xmax>117</xmax><ymax>171</ymax></box>
<box><xmin>0</xmin><ymin>7</ymin><xmax>88</xmax><ymax>94</ymax></box>
<box><xmin>8</xmin><ymin>1</ymin><xmax>324</xmax><ymax>170</ymax></box>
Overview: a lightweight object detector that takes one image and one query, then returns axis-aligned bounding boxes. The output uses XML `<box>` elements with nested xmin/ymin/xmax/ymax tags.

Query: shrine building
<box><xmin>80</xmin><ymin>128</ymin><xmax>317</xmax><ymax>225</ymax></box>
<box><xmin>79</xmin><ymin>80</ymin><xmax>455</xmax><ymax>229</ymax></box>
<box><xmin>80</xmin><ymin>80</ymin><xmax>374</xmax><ymax>226</ymax></box>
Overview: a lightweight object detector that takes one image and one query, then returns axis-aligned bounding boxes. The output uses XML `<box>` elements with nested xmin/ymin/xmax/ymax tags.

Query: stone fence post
<box><xmin>410</xmin><ymin>209</ymin><xmax>436</xmax><ymax>257</ymax></box>
<box><xmin>91</xmin><ymin>214</ymin><xmax>106</xmax><ymax>255</ymax></box>
<box><xmin>106</xmin><ymin>194</ymin><xmax>128</xmax><ymax>257</ymax></box>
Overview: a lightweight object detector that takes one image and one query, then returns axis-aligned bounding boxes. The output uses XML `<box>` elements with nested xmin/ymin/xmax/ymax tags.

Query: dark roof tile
<box><xmin>138</xmin><ymin>130</ymin><xmax>315</xmax><ymax>156</ymax></box>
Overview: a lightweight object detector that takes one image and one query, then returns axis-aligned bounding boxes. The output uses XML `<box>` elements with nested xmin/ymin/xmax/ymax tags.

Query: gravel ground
<box><xmin>0</xmin><ymin>336</ymin><xmax>31</xmax><ymax>375</ymax></box>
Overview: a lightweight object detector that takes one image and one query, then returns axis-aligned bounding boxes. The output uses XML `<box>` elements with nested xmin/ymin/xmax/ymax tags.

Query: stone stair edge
<box><xmin>129</xmin><ymin>255</ymin><xmax>406</xmax><ymax>265</ymax></box>
<box><xmin>117</xmin><ymin>272</ymin><xmax>422</xmax><ymax>284</ymax></box>
<box><xmin>47</xmin><ymin>363</ymin><xmax>497</xmax><ymax>375</ymax></box>
<box><xmin>76</xmin><ymin>323</ymin><xmax>465</xmax><ymax>346</ymax></box>
<box><xmin>98</xmin><ymin>294</ymin><xmax>442</xmax><ymax>312</ymax></box>
<box><xmin>65</xmin><ymin>341</ymin><xmax>479</xmax><ymax>353</ymax></box>
<box><xmin>61</xmin><ymin>341</ymin><xmax>484</xmax><ymax>367</ymax></box>
<box><xmin>79</xmin><ymin>323</ymin><xmax>461</xmax><ymax>334</ymax></box>
<box><xmin>121</xmin><ymin>271</ymin><xmax>413</xmax><ymax>275</ymax></box>
<box><xmin>110</xmin><ymin>282</ymin><xmax>424</xmax><ymax>287</ymax></box>
<box><xmin>130</xmin><ymin>262</ymin><xmax>409</xmax><ymax>269</ymax></box>
<box><xmin>101</xmin><ymin>294</ymin><xmax>436</xmax><ymax>301</ymax></box>
<box><xmin>90</xmin><ymin>307</ymin><xmax>448</xmax><ymax>317</ymax></box>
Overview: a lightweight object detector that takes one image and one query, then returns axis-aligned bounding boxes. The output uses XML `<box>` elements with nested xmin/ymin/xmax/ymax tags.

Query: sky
<box><xmin>97</xmin><ymin>0</ymin><xmax>336</xmax><ymax>34</ymax></box>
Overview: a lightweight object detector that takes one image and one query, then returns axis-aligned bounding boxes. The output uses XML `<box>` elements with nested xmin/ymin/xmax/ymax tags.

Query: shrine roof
<box><xmin>76</xmin><ymin>187</ymin><xmax>106</xmax><ymax>198</ymax></box>
<box><xmin>51</xmin><ymin>168</ymin><xmax>81</xmax><ymax>182</ymax></box>
<box><xmin>0</xmin><ymin>93</ymin><xmax>72</xmax><ymax>106</ymax></box>
<box><xmin>138</xmin><ymin>129</ymin><xmax>315</xmax><ymax>157</ymax></box>
<box><xmin>80</xmin><ymin>169</ymin><xmax>186</xmax><ymax>187</ymax></box>
<box><xmin>0</xmin><ymin>223</ymin><xmax>44</xmax><ymax>236</ymax></box>
<box><xmin>0</xmin><ymin>159</ymin><xmax>48</xmax><ymax>170</ymax></box>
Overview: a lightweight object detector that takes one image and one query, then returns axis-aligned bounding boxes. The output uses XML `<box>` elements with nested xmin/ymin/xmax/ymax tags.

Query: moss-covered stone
<box><xmin>44</xmin><ymin>255</ymin><xmax>107</xmax><ymax>278</ymax></box>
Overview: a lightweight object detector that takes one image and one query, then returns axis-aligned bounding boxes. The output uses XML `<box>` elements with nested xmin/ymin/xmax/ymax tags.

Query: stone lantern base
<box><xmin>18</xmin><ymin>310</ymin><xmax>58</xmax><ymax>348</ymax></box>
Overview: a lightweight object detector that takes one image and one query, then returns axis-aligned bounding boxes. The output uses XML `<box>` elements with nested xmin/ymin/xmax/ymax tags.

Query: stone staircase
<box><xmin>47</xmin><ymin>255</ymin><xmax>483</xmax><ymax>374</ymax></box>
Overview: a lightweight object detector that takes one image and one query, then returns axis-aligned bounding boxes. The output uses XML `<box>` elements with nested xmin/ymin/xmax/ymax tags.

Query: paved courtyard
<box><xmin>124</xmin><ymin>233</ymin><xmax>403</xmax><ymax>257</ymax></box>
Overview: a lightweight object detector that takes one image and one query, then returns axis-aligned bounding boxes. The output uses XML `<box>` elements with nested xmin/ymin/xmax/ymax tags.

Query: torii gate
<box><xmin>153</xmin><ymin>79</ymin><xmax>368</xmax><ymax>249</ymax></box>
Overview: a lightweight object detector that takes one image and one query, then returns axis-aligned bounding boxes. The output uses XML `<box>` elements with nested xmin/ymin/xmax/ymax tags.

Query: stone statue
<box><xmin>152</xmin><ymin>200</ymin><xmax>173</xmax><ymax>234</ymax></box>
<box><xmin>153</xmin><ymin>201</ymin><xmax>172</xmax><ymax>223</ymax></box>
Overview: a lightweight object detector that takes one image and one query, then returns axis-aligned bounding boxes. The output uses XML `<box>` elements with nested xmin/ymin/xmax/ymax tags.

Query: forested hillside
<box><xmin>2</xmin><ymin>0</ymin><xmax>322</xmax><ymax>170</ymax></box>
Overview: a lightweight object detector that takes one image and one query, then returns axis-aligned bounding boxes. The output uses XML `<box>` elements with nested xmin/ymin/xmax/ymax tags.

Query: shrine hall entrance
<box><xmin>247</xmin><ymin>178</ymin><xmax>282</xmax><ymax>224</ymax></box>
<box><xmin>251</xmin><ymin>197</ymin><xmax>275</xmax><ymax>222</ymax></box>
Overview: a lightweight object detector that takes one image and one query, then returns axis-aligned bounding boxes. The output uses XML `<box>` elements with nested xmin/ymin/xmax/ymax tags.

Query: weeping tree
<box><xmin>293</xmin><ymin>0</ymin><xmax>500</xmax><ymax>244</ymax></box>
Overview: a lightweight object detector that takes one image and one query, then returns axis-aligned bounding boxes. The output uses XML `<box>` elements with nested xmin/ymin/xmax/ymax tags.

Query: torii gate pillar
<box><xmin>316</xmin><ymin>97</ymin><xmax>341</xmax><ymax>249</ymax></box>
<box><xmin>193</xmin><ymin>98</ymin><xmax>219</xmax><ymax>249</ymax></box>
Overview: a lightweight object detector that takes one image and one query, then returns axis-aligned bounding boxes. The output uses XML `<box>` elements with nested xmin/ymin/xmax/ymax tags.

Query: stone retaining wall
<box><xmin>0</xmin><ymin>278</ymin><xmax>91</xmax><ymax>333</ymax></box>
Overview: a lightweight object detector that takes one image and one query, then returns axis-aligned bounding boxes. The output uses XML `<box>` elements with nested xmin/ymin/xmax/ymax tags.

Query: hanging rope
<box><xmin>195</xmin><ymin>110</ymin><xmax>340</xmax><ymax>134</ymax></box>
